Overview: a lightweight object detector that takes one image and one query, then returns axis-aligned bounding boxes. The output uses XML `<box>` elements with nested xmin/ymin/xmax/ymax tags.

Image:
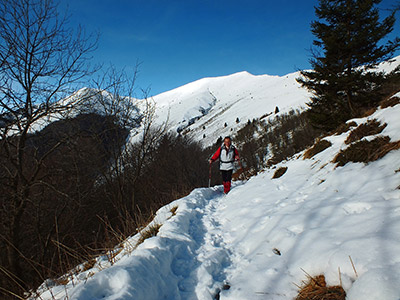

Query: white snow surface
<box><xmin>33</xmin><ymin>101</ymin><xmax>400</xmax><ymax>300</ymax></box>
<box><xmin>151</xmin><ymin>71</ymin><xmax>310</xmax><ymax>147</ymax></box>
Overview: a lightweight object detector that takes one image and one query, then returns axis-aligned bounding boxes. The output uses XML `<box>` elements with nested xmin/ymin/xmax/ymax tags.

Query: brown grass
<box><xmin>54</xmin><ymin>275</ymin><xmax>70</xmax><ymax>286</ymax></box>
<box><xmin>295</xmin><ymin>274</ymin><xmax>346</xmax><ymax>300</ymax></box>
<box><xmin>107</xmin><ymin>247</ymin><xmax>123</xmax><ymax>265</ymax></box>
<box><xmin>380</xmin><ymin>96</ymin><xmax>400</xmax><ymax>109</ymax></box>
<box><xmin>170</xmin><ymin>206</ymin><xmax>178</xmax><ymax>216</ymax></box>
<box><xmin>233</xmin><ymin>167</ymin><xmax>257</xmax><ymax>181</ymax></box>
<box><xmin>82</xmin><ymin>259</ymin><xmax>96</xmax><ymax>272</ymax></box>
<box><xmin>334</xmin><ymin>136</ymin><xmax>400</xmax><ymax>166</ymax></box>
<box><xmin>303</xmin><ymin>139</ymin><xmax>332</xmax><ymax>159</ymax></box>
<box><xmin>360</xmin><ymin>107</ymin><xmax>377</xmax><ymax>117</ymax></box>
<box><xmin>272</xmin><ymin>167</ymin><xmax>288</xmax><ymax>179</ymax></box>
<box><xmin>334</xmin><ymin>121</ymin><xmax>358</xmax><ymax>135</ymax></box>
<box><xmin>136</xmin><ymin>223</ymin><xmax>162</xmax><ymax>247</ymax></box>
<box><xmin>345</xmin><ymin>119</ymin><xmax>387</xmax><ymax>144</ymax></box>
<box><xmin>232</xmin><ymin>167</ymin><xmax>244</xmax><ymax>181</ymax></box>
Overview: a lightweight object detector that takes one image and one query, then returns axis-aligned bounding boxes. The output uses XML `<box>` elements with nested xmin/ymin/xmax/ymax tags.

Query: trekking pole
<box><xmin>208</xmin><ymin>162</ymin><xmax>212</xmax><ymax>188</ymax></box>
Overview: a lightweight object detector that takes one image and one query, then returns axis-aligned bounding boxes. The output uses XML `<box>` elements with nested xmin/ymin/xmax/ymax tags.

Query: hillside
<box><xmin>31</xmin><ymin>83</ymin><xmax>400</xmax><ymax>299</ymax></box>
<box><xmin>148</xmin><ymin>56</ymin><xmax>400</xmax><ymax>148</ymax></box>
<box><xmin>27</xmin><ymin>70</ymin><xmax>310</xmax><ymax>149</ymax></box>
<box><xmin>27</xmin><ymin>57</ymin><xmax>400</xmax><ymax>150</ymax></box>
<box><xmin>150</xmin><ymin>71</ymin><xmax>310</xmax><ymax>147</ymax></box>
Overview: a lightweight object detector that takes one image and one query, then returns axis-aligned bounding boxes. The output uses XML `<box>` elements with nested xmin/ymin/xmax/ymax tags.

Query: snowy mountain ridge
<box><xmin>149</xmin><ymin>56</ymin><xmax>400</xmax><ymax>147</ymax></box>
<box><xmin>150</xmin><ymin>70</ymin><xmax>310</xmax><ymax>147</ymax></box>
<box><xmin>27</xmin><ymin>69</ymin><xmax>310</xmax><ymax>149</ymax></box>
<box><xmin>28</xmin><ymin>56</ymin><xmax>400</xmax><ymax>150</ymax></box>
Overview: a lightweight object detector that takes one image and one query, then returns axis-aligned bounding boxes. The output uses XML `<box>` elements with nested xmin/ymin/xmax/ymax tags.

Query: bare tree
<box><xmin>75</xmin><ymin>65</ymin><xmax>170</xmax><ymax>237</ymax></box>
<box><xmin>91</xmin><ymin>65</ymin><xmax>142</xmax><ymax>129</ymax></box>
<box><xmin>0</xmin><ymin>0</ymin><xmax>97</xmax><ymax>295</ymax></box>
<box><xmin>95</xmin><ymin>80</ymin><xmax>169</xmax><ymax>234</ymax></box>
<box><xmin>125</xmin><ymin>95</ymin><xmax>169</xmax><ymax>211</ymax></box>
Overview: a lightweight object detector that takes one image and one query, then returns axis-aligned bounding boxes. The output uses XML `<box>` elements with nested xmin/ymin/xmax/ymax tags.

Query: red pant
<box><xmin>223</xmin><ymin>181</ymin><xmax>231</xmax><ymax>194</ymax></box>
<box><xmin>221</xmin><ymin>170</ymin><xmax>233</xmax><ymax>194</ymax></box>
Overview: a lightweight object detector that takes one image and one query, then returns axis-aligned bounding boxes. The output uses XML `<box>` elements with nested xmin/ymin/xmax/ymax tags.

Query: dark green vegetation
<box><xmin>297</xmin><ymin>0</ymin><xmax>400</xmax><ymax>131</ymax></box>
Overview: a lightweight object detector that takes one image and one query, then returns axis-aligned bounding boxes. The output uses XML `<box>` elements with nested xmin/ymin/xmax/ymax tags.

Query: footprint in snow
<box><xmin>342</xmin><ymin>202</ymin><xmax>372</xmax><ymax>215</ymax></box>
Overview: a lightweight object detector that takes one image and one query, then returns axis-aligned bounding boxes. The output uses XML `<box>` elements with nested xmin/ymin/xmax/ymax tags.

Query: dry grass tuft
<box><xmin>345</xmin><ymin>119</ymin><xmax>387</xmax><ymax>144</ymax></box>
<box><xmin>82</xmin><ymin>259</ymin><xmax>96</xmax><ymax>272</ymax></box>
<box><xmin>272</xmin><ymin>167</ymin><xmax>288</xmax><ymax>179</ymax></box>
<box><xmin>380</xmin><ymin>96</ymin><xmax>400</xmax><ymax>109</ymax></box>
<box><xmin>170</xmin><ymin>206</ymin><xmax>178</xmax><ymax>216</ymax></box>
<box><xmin>334</xmin><ymin>121</ymin><xmax>358</xmax><ymax>135</ymax></box>
<box><xmin>303</xmin><ymin>139</ymin><xmax>332</xmax><ymax>159</ymax></box>
<box><xmin>233</xmin><ymin>167</ymin><xmax>257</xmax><ymax>181</ymax></box>
<box><xmin>295</xmin><ymin>274</ymin><xmax>346</xmax><ymax>300</ymax></box>
<box><xmin>54</xmin><ymin>275</ymin><xmax>70</xmax><ymax>286</ymax></box>
<box><xmin>334</xmin><ymin>136</ymin><xmax>400</xmax><ymax>166</ymax></box>
<box><xmin>107</xmin><ymin>247</ymin><xmax>123</xmax><ymax>265</ymax></box>
<box><xmin>136</xmin><ymin>223</ymin><xmax>162</xmax><ymax>247</ymax></box>
<box><xmin>360</xmin><ymin>107</ymin><xmax>377</xmax><ymax>117</ymax></box>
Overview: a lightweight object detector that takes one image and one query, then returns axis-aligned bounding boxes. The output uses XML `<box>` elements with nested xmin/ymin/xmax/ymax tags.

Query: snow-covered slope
<box><xmin>33</xmin><ymin>97</ymin><xmax>400</xmax><ymax>300</ymax></box>
<box><xmin>149</xmin><ymin>56</ymin><xmax>400</xmax><ymax>148</ymax></box>
<box><xmin>152</xmin><ymin>71</ymin><xmax>310</xmax><ymax>147</ymax></box>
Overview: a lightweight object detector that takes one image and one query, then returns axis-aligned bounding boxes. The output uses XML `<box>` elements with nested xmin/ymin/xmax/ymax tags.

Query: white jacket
<box><xmin>211</xmin><ymin>144</ymin><xmax>238</xmax><ymax>171</ymax></box>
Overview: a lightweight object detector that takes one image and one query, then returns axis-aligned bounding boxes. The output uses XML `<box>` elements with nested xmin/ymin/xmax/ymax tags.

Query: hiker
<box><xmin>209</xmin><ymin>136</ymin><xmax>240</xmax><ymax>194</ymax></box>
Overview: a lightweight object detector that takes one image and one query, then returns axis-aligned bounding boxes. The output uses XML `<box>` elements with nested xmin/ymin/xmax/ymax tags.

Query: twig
<box><xmin>0</xmin><ymin>287</ymin><xmax>25</xmax><ymax>300</ymax></box>
<box><xmin>349</xmin><ymin>255</ymin><xmax>358</xmax><ymax>278</ymax></box>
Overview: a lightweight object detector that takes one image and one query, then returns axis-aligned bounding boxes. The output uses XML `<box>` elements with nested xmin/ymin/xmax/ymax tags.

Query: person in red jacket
<box><xmin>209</xmin><ymin>136</ymin><xmax>240</xmax><ymax>194</ymax></box>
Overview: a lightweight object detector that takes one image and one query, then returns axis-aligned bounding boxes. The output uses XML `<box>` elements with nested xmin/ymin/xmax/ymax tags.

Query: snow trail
<box><xmin>167</xmin><ymin>187</ymin><xmax>233</xmax><ymax>299</ymax></box>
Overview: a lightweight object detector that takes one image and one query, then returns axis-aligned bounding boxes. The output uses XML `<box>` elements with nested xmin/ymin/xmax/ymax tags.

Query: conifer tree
<box><xmin>297</xmin><ymin>0</ymin><xmax>400</xmax><ymax>130</ymax></box>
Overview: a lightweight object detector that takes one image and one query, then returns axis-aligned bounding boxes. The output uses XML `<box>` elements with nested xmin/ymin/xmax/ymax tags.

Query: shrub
<box><xmin>334</xmin><ymin>136</ymin><xmax>400</xmax><ymax>166</ymax></box>
<box><xmin>295</xmin><ymin>274</ymin><xmax>345</xmax><ymax>300</ymax></box>
<box><xmin>235</xmin><ymin>109</ymin><xmax>322</xmax><ymax>171</ymax></box>
<box><xmin>345</xmin><ymin>119</ymin><xmax>387</xmax><ymax>144</ymax></box>
<box><xmin>272</xmin><ymin>167</ymin><xmax>288</xmax><ymax>179</ymax></box>
<box><xmin>303</xmin><ymin>139</ymin><xmax>332</xmax><ymax>159</ymax></box>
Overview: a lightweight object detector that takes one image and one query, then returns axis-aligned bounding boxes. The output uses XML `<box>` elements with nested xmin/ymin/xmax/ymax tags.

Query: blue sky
<box><xmin>64</xmin><ymin>0</ymin><xmax>400</xmax><ymax>96</ymax></box>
